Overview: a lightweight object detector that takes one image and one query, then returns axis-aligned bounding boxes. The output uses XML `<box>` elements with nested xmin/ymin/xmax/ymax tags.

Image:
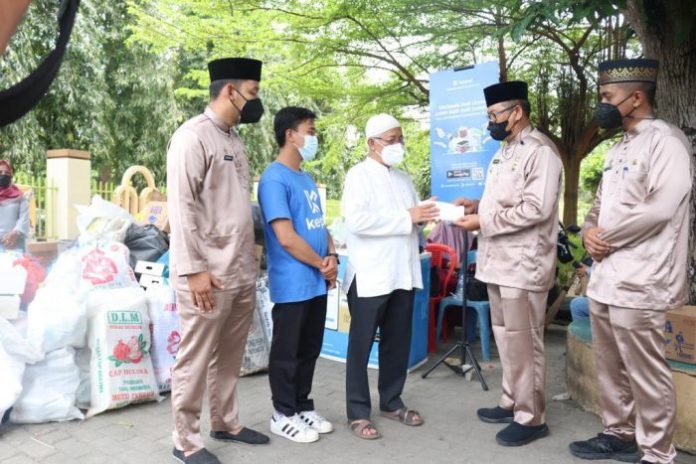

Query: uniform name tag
<box><xmin>224</xmin><ymin>154</ymin><xmax>234</xmax><ymax>161</ymax></box>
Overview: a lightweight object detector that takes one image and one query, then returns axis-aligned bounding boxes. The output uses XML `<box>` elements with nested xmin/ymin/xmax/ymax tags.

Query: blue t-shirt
<box><xmin>258</xmin><ymin>162</ymin><xmax>328</xmax><ymax>304</ymax></box>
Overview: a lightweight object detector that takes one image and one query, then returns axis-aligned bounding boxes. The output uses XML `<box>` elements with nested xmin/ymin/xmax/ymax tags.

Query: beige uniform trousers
<box><xmin>488</xmin><ymin>284</ymin><xmax>547</xmax><ymax>426</ymax></box>
<box><xmin>589</xmin><ymin>299</ymin><xmax>676</xmax><ymax>464</ymax></box>
<box><xmin>171</xmin><ymin>284</ymin><xmax>255</xmax><ymax>452</ymax></box>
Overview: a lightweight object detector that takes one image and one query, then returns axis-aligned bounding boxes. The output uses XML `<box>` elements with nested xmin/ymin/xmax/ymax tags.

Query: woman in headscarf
<box><xmin>0</xmin><ymin>160</ymin><xmax>29</xmax><ymax>251</ymax></box>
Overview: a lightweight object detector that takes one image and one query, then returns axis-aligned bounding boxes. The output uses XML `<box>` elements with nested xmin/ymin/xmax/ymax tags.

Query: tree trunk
<box><xmin>497</xmin><ymin>30</ymin><xmax>508</xmax><ymax>82</ymax></box>
<box><xmin>625</xmin><ymin>0</ymin><xmax>696</xmax><ymax>302</ymax></box>
<box><xmin>562</xmin><ymin>155</ymin><xmax>582</xmax><ymax>226</ymax></box>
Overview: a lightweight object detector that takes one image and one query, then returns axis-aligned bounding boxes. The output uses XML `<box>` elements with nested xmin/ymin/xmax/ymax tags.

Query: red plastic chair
<box><xmin>424</xmin><ymin>243</ymin><xmax>458</xmax><ymax>352</ymax></box>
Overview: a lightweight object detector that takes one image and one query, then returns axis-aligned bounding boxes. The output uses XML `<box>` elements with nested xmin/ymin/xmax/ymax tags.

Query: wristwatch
<box><xmin>327</xmin><ymin>252</ymin><xmax>340</xmax><ymax>263</ymax></box>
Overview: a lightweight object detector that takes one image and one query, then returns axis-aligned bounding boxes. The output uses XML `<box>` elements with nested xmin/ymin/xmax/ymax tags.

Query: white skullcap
<box><xmin>365</xmin><ymin>113</ymin><xmax>401</xmax><ymax>138</ymax></box>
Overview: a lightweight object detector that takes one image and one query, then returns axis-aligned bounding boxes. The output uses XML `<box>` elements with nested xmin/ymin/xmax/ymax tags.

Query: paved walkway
<box><xmin>1</xmin><ymin>326</ymin><xmax>695</xmax><ymax>464</ymax></box>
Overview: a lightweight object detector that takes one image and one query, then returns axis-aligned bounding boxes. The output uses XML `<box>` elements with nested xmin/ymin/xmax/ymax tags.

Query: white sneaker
<box><xmin>299</xmin><ymin>410</ymin><xmax>334</xmax><ymax>434</ymax></box>
<box><xmin>270</xmin><ymin>413</ymin><xmax>319</xmax><ymax>443</ymax></box>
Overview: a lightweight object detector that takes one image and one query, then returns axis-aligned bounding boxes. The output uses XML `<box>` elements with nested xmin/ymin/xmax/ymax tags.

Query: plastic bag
<box><xmin>76</xmin><ymin>195</ymin><xmax>134</xmax><ymax>245</ymax></box>
<box><xmin>157</xmin><ymin>251</ymin><xmax>170</xmax><ymax>278</ymax></box>
<box><xmin>241</xmin><ymin>277</ymin><xmax>273</xmax><ymax>376</ymax></box>
<box><xmin>124</xmin><ymin>223</ymin><xmax>169</xmax><ymax>269</ymax></box>
<box><xmin>145</xmin><ymin>284</ymin><xmax>179</xmax><ymax>393</ymax></box>
<box><xmin>0</xmin><ymin>318</ymin><xmax>43</xmax><ymax>363</ymax></box>
<box><xmin>0</xmin><ymin>250</ymin><xmax>23</xmax><ymax>270</ymax></box>
<box><xmin>43</xmin><ymin>248</ymin><xmax>82</xmax><ymax>294</ymax></box>
<box><xmin>328</xmin><ymin>217</ymin><xmax>348</xmax><ymax>249</ymax></box>
<box><xmin>256</xmin><ymin>276</ymin><xmax>273</xmax><ymax>346</ymax></box>
<box><xmin>10</xmin><ymin>347</ymin><xmax>84</xmax><ymax>423</ymax></box>
<box><xmin>251</xmin><ymin>202</ymin><xmax>264</xmax><ymax>247</ymax></box>
<box><xmin>0</xmin><ymin>345</ymin><xmax>23</xmax><ymax>420</ymax></box>
<box><xmin>0</xmin><ymin>319</ymin><xmax>43</xmax><ymax>420</ymax></box>
<box><xmin>78</xmin><ymin>241</ymin><xmax>139</xmax><ymax>297</ymax></box>
<box><xmin>240</xmin><ymin>305</ymin><xmax>270</xmax><ymax>376</ymax></box>
<box><xmin>86</xmin><ymin>287</ymin><xmax>160</xmax><ymax>417</ymax></box>
<box><xmin>26</xmin><ymin>287</ymin><xmax>87</xmax><ymax>354</ymax></box>
<box><xmin>75</xmin><ymin>347</ymin><xmax>91</xmax><ymax>409</ymax></box>
<box><xmin>12</xmin><ymin>255</ymin><xmax>46</xmax><ymax>306</ymax></box>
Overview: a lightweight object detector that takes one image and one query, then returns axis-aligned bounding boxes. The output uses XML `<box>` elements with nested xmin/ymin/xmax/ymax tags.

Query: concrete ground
<box><xmin>1</xmin><ymin>326</ymin><xmax>695</xmax><ymax>464</ymax></box>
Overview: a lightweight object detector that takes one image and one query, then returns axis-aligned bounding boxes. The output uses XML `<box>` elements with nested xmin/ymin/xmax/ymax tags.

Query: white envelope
<box><xmin>433</xmin><ymin>201</ymin><xmax>465</xmax><ymax>222</ymax></box>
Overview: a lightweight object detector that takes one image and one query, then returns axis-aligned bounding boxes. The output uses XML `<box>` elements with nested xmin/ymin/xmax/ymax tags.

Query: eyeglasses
<box><xmin>374</xmin><ymin>136</ymin><xmax>405</xmax><ymax>145</ymax></box>
<box><xmin>486</xmin><ymin>105</ymin><xmax>517</xmax><ymax>122</ymax></box>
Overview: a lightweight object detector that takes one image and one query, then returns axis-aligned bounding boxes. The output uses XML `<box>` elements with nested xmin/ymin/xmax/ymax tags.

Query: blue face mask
<box><xmin>296</xmin><ymin>133</ymin><xmax>319</xmax><ymax>161</ymax></box>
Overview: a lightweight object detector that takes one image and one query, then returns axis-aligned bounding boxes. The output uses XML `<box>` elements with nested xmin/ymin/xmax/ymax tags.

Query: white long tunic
<box><xmin>341</xmin><ymin>157</ymin><xmax>423</xmax><ymax>298</ymax></box>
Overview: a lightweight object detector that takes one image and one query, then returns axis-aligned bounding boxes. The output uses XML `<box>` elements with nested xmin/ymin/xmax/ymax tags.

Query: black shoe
<box><xmin>210</xmin><ymin>427</ymin><xmax>270</xmax><ymax>445</ymax></box>
<box><xmin>496</xmin><ymin>422</ymin><xmax>549</xmax><ymax>446</ymax></box>
<box><xmin>569</xmin><ymin>433</ymin><xmax>640</xmax><ymax>462</ymax></box>
<box><xmin>477</xmin><ymin>406</ymin><xmax>514</xmax><ymax>424</ymax></box>
<box><xmin>1</xmin><ymin>408</ymin><xmax>11</xmax><ymax>425</ymax></box>
<box><xmin>172</xmin><ymin>448</ymin><xmax>221</xmax><ymax>464</ymax></box>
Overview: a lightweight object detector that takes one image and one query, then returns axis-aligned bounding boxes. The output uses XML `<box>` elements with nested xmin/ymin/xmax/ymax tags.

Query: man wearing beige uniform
<box><xmin>168</xmin><ymin>57</ymin><xmax>269</xmax><ymax>464</ymax></box>
<box><xmin>454</xmin><ymin>81</ymin><xmax>563</xmax><ymax>447</ymax></box>
<box><xmin>569</xmin><ymin>59</ymin><xmax>692</xmax><ymax>464</ymax></box>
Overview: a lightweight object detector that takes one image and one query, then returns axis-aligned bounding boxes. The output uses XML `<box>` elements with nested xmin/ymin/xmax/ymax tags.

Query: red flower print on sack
<box><xmin>108</xmin><ymin>335</ymin><xmax>148</xmax><ymax>367</ymax></box>
<box><xmin>112</xmin><ymin>340</ymin><xmax>130</xmax><ymax>362</ymax></box>
<box><xmin>166</xmin><ymin>331</ymin><xmax>181</xmax><ymax>355</ymax></box>
<box><xmin>127</xmin><ymin>336</ymin><xmax>144</xmax><ymax>363</ymax></box>
<box><xmin>82</xmin><ymin>249</ymin><xmax>118</xmax><ymax>285</ymax></box>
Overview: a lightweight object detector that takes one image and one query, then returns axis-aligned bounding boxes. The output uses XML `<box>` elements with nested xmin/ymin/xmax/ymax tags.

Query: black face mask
<box><xmin>593</xmin><ymin>94</ymin><xmax>634</xmax><ymax>129</ymax></box>
<box><xmin>240</xmin><ymin>97</ymin><xmax>264</xmax><ymax>124</ymax></box>
<box><xmin>487</xmin><ymin>119</ymin><xmax>512</xmax><ymax>141</ymax></box>
<box><xmin>231</xmin><ymin>91</ymin><xmax>265</xmax><ymax>124</ymax></box>
<box><xmin>0</xmin><ymin>175</ymin><xmax>12</xmax><ymax>188</ymax></box>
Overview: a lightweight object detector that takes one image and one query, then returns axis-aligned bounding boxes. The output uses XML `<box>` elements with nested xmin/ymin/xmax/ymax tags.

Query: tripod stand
<box><xmin>422</xmin><ymin>230</ymin><xmax>488</xmax><ymax>390</ymax></box>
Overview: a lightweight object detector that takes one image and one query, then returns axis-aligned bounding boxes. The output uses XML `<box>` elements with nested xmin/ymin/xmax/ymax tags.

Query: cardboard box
<box><xmin>139</xmin><ymin>274</ymin><xmax>166</xmax><ymax>288</ymax></box>
<box><xmin>135</xmin><ymin>260</ymin><xmax>166</xmax><ymax>289</ymax></box>
<box><xmin>135</xmin><ymin>261</ymin><xmax>166</xmax><ymax>276</ymax></box>
<box><xmin>665</xmin><ymin>306</ymin><xmax>696</xmax><ymax>364</ymax></box>
<box><xmin>138</xmin><ymin>201</ymin><xmax>169</xmax><ymax>233</ymax></box>
<box><xmin>0</xmin><ymin>295</ymin><xmax>21</xmax><ymax>320</ymax></box>
<box><xmin>320</xmin><ymin>253</ymin><xmax>431</xmax><ymax>372</ymax></box>
<box><xmin>337</xmin><ymin>294</ymin><xmax>351</xmax><ymax>334</ymax></box>
<box><xmin>0</xmin><ymin>268</ymin><xmax>27</xmax><ymax>295</ymax></box>
<box><xmin>324</xmin><ymin>286</ymin><xmax>349</xmax><ymax>333</ymax></box>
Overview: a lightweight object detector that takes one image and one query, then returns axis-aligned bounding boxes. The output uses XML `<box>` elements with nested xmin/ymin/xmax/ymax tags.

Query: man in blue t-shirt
<box><xmin>258</xmin><ymin>106</ymin><xmax>338</xmax><ymax>444</ymax></box>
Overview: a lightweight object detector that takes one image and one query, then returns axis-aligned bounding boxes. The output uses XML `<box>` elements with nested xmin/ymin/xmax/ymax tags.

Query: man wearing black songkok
<box><xmin>168</xmin><ymin>57</ymin><xmax>269</xmax><ymax>464</ymax></box>
<box><xmin>453</xmin><ymin>80</ymin><xmax>563</xmax><ymax>447</ymax></box>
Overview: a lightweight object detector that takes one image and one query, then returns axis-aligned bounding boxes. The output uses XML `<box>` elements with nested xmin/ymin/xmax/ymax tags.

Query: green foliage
<box><xmin>122</xmin><ymin>0</ymin><xmax>556</xmax><ymax>198</ymax></box>
<box><xmin>0</xmin><ymin>0</ymin><xmax>648</xmax><ymax>214</ymax></box>
<box><xmin>557</xmin><ymin>232</ymin><xmax>586</xmax><ymax>288</ymax></box>
<box><xmin>576</xmin><ymin>138</ymin><xmax>619</xmax><ymax>222</ymax></box>
<box><xmin>508</xmin><ymin>0</ymin><xmax>624</xmax><ymax>30</ymax></box>
<box><xmin>0</xmin><ymin>1</ymin><xmax>184</xmax><ymax>184</ymax></box>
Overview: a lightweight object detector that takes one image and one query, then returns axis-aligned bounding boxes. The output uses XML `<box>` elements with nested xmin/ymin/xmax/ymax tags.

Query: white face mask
<box><xmin>295</xmin><ymin>133</ymin><xmax>319</xmax><ymax>161</ymax></box>
<box><xmin>379</xmin><ymin>142</ymin><xmax>405</xmax><ymax>166</ymax></box>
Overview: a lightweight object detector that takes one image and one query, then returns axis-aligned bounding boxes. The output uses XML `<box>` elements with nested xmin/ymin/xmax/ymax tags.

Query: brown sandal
<box><xmin>349</xmin><ymin>419</ymin><xmax>382</xmax><ymax>440</ymax></box>
<box><xmin>380</xmin><ymin>408</ymin><xmax>424</xmax><ymax>426</ymax></box>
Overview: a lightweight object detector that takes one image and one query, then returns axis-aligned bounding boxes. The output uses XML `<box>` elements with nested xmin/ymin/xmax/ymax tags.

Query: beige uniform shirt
<box><xmin>584</xmin><ymin>119</ymin><xmax>692</xmax><ymax>310</ymax></box>
<box><xmin>476</xmin><ymin>126</ymin><xmax>563</xmax><ymax>292</ymax></box>
<box><xmin>167</xmin><ymin>107</ymin><xmax>256</xmax><ymax>292</ymax></box>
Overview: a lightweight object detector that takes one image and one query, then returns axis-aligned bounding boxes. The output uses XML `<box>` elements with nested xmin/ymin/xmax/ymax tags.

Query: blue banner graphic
<box><xmin>429</xmin><ymin>61</ymin><xmax>500</xmax><ymax>201</ymax></box>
